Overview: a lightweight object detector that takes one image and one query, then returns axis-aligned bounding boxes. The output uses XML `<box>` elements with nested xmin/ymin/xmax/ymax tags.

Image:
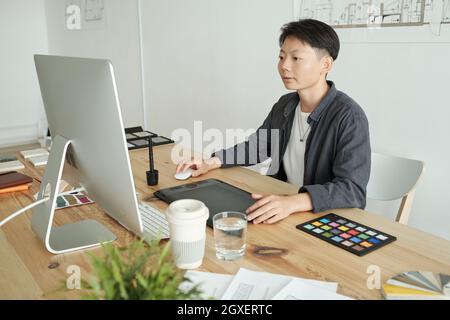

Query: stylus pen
<box><xmin>148</xmin><ymin>136</ymin><xmax>154</xmax><ymax>172</ymax></box>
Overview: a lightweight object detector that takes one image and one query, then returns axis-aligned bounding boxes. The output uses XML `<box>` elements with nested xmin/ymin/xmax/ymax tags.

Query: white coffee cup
<box><xmin>166</xmin><ymin>199</ymin><xmax>209</xmax><ymax>269</ymax></box>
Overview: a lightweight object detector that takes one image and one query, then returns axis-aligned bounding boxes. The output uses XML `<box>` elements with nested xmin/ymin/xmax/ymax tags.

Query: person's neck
<box><xmin>298</xmin><ymin>80</ymin><xmax>330</xmax><ymax>113</ymax></box>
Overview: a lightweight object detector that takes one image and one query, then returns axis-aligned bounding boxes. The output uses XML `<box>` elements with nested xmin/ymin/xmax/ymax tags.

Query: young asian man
<box><xmin>176</xmin><ymin>19</ymin><xmax>371</xmax><ymax>225</ymax></box>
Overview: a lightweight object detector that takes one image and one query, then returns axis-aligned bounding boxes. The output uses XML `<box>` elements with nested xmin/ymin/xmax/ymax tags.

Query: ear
<box><xmin>321</xmin><ymin>56</ymin><xmax>334</xmax><ymax>75</ymax></box>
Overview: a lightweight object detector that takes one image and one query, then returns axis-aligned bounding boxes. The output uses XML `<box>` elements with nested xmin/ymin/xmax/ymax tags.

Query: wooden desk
<box><xmin>1</xmin><ymin>144</ymin><xmax>450</xmax><ymax>299</ymax></box>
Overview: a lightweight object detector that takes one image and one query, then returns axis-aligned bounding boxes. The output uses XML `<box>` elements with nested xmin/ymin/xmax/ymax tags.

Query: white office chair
<box><xmin>366</xmin><ymin>152</ymin><xmax>425</xmax><ymax>225</ymax></box>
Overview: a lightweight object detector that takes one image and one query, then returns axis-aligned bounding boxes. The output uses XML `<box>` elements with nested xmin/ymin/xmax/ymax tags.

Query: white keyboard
<box><xmin>138</xmin><ymin>202</ymin><xmax>170</xmax><ymax>240</ymax></box>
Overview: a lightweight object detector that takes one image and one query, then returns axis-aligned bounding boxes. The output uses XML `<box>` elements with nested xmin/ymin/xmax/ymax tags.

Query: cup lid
<box><xmin>167</xmin><ymin>199</ymin><xmax>209</xmax><ymax>222</ymax></box>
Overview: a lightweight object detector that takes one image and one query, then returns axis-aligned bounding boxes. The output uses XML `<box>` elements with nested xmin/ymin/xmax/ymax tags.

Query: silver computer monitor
<box><xmin>33</xmin><ymin>55</ymin><xmax>144</xmax><ymax>254</ymax></box>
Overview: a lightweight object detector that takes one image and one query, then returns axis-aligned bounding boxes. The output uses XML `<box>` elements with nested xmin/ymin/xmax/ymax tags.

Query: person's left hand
<box><xmin>246</xmin><ymin>193</ymin><xmax>313</xmax><ymax>224</ymax></box>
<box><xmin>245</xmin><ymin>194</ymin><xmax>293</xmax><ymax>224</ymax></box>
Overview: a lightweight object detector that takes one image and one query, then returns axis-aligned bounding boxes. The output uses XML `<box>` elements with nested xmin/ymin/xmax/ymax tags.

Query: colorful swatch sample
<box><xmin>382</xmin><ymin>271</ymin><xmax>450</xmax><ymax>300</ymax></box>
<box><xmin>296</xmin><ymin>213</ymin><xmax>397</xmax><ymax>256</ymax></box>
<box><xmin>56</xmin><ymin>192</ymin><xmax>94</xmax><ymax>210</ymax></box>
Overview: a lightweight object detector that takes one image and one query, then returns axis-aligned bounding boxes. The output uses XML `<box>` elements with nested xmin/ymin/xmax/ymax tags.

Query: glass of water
<box><xmin>213</xmin><ymin>211</ymin><xmax>247</xmax><ymax>261</ymax></box>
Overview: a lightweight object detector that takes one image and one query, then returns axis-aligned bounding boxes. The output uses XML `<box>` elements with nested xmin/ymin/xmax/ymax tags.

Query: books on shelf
<box><xmin>382</xmin><ymin>271</ymin><xmax>450</xmax><ymax>300</ymax></box>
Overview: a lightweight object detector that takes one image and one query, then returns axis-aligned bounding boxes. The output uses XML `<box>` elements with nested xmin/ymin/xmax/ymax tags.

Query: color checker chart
<box><xmin>296</xmin><ymin>213</ymin><xmax>397</xmax><ymax>256</ymax></box>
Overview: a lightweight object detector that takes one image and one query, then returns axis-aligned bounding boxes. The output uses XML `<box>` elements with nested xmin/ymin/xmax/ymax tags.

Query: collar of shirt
<box><xmin>282</xmin><ymin>80</ymin><xmax>337</xmax><ymax>125</ymax></box>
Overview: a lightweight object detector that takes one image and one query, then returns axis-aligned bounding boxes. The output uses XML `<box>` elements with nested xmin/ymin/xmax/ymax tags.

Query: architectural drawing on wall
<box><xmin>85</xmin><ymin>0</ymin><xmax>104</xmax><ymax>22</ymax></box>
<box><xmin>424</xmin><ymin>0</ymin><xmax>450</xmax><ymax>24</ymax></box>
<box><xmin>445</xmin><ymin>0</ymin><xmax>450</xmax><ymax>22</ymax></box>
<box><xmin>297</xmin><ymin>0</ymin><xmax>450</xmax><ymax>28</ymax></box>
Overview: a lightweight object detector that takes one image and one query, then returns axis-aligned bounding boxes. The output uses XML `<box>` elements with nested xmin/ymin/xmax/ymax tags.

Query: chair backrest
<box><xmin>367</xmin><ymin>152</ymin><xmax>424</xmax><ymax>224</ymax></box>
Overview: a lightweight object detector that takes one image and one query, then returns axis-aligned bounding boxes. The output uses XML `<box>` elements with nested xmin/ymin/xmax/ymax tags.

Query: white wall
<box><xmin>140</xmin><ymin>1</ymin><xmax>450</xmax><ymax>240</ymax></box>
<box><xmin>333</xmin><ymin>28</ymin><xmax>450</xmax><ymax>240</ymax></box>
<box><xmin>0</xmin><ymin>0</ymin><xmax>49</xmax><ymax>147</ymax></box>
<box><xmin>44</xmin><ymin>0</ymin><xmax>144</xmax><ymax>127</ymax></box>
<box><xmin>140</xmin><ymin>0</ymin><xmax>292</xmax><ymax>140</ymax></box>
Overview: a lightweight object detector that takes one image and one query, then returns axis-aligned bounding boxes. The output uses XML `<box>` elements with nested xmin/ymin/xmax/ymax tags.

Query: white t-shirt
<box><xmin>283</xmin><ymin>104</ymin><xmax>311</xmax><ymax>187</ymax></box>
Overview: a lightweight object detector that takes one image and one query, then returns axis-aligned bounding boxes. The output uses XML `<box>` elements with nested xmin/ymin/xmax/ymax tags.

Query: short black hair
<box><xmin>279</xmin><ymin>19</ymin><xmax>340</xmax><ymax>61</ymax></box>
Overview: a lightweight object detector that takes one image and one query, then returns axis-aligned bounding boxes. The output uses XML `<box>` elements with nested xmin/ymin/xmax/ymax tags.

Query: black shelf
<box><xmin>125</xmin><ymin>126</ymin><xmax>174</xmax><ymax>150</ymax></box>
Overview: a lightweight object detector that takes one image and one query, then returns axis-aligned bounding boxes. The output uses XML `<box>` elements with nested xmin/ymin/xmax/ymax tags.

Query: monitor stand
<box><xmin>31</xmin><ymin>135</ymin><xmax>116</xmax><ymax>254</ymax></box>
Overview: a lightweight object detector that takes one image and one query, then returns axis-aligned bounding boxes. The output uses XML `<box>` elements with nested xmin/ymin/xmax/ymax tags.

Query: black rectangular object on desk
<box><xmin>154</xmin><ymin>179</ymin><xmax>255</xmax><ymax>228</ymax></box>
<box><xmin>296</xmin><ymin>213</ymin><xmax>397</xmax><ymax>256</ymax></box>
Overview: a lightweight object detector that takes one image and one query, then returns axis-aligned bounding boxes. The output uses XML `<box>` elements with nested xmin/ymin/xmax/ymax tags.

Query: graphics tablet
<box><xmin>154</xmin><ymin>179</ymin><xmax>255</xmax><ymax>227</ymax></box>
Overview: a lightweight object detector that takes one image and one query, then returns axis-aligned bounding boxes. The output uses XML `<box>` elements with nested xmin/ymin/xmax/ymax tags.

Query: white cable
<box><xmin>0</xmin><ymin>197</ymin><xmax>49</xmax><ymax>227</ymax></box>
<box><xmin>0</xmin><ymin>187</ymin><xmax>86</xmax><ymax>228</ymax></box>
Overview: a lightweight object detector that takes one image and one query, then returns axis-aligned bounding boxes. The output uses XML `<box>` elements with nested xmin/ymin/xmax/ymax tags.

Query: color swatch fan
<box><xmin>382</xmin><ymin>271</ymin><xmax>450</xmax><ymax>300</ymax></box>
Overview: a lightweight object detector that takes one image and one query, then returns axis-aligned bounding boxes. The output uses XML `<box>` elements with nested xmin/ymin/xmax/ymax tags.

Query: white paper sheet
<box><xmin>272</xmin><ymin>278</ymin><xmax>352</xmax><ymax>300</ymax></box>
<box><xmin>221</xmin><ymin>268</ymin><xmax>338</xmax><ymax>300</ymax></box>
<box><xmin>179</xmin><ymin>270</ymin><xmax>234</xmax><ymax>300</ymax></box>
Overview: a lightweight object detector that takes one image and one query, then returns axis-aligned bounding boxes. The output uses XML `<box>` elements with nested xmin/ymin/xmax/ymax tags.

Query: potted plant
<box><xmin>82</xmin><ymin>238</ymin><xmax>202</xmax><ymax>300</ymax></box>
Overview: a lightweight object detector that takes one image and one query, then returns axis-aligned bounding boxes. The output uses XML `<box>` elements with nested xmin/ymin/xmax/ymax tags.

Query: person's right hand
<box><xmin>175</xmin><ymin>156</ymin><xmax>222</xmax><ymax>178</ymax></box>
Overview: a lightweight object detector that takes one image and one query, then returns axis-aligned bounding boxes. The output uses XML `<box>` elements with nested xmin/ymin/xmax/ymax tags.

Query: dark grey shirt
<box><xmin>213</xmin><ymin>81</ymin><xmax>371</xmax><ymax>212</ymax></box>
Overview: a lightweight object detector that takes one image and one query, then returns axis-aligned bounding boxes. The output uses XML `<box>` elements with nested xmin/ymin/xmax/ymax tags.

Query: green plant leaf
<box><xmin>80</xmin><ymin>238</ymin><xmax>205</xmax><ymax>300</ymax></box>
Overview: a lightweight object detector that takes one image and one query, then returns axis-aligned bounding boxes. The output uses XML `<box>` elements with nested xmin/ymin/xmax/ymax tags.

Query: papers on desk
<box><xmin>221</xmin><ymin>268</ymin><xmax>338</xmax><ymax>300</ymax></box>
<box><xmin>180</xmin><ymin>268</ymin><xmax>352</xmax><ymax>300</ymax></box>
<box><xmin>271</xmin><ymin>278</ymin><xmax>352</xmax><ymax>300</ymax></box>
<box><xmin>180</xmin><ymin>271</ymin><xmax>234</xmax><ymax>300</ymax></box>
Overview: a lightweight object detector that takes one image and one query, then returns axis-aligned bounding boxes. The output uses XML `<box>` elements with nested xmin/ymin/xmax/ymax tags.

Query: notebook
<box><xmin>0</xmin><ymin>172</ymin><xmax>33</xmax><ymax>190</ymax></box>
<box><xmin>20</xmin><ymin>148</ymin><xmax>49</xmax><ymax>159</ymax></box>
<box><xmin>0</xmin><ymin>154</ymin><xmax>25</xmax><ymax>173</ymax></box>
<box><xmin>28</xmin><ymin>154</ymin><xmax>48</xmax><ymax>167</ymax></box>
<box><xmin>0</xmin><ymin>184</ymin><xmax>31</xmax><ymax>194</ymax></box>
<box><xmin>0</xmin><ymin>160</ymin><xmax>25</xmax><ymax>174</ymax></box>
<box><xmin>0</xmin><ymin>154</ymin><xmax>18</xmax><ymax>163</ymax></box>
